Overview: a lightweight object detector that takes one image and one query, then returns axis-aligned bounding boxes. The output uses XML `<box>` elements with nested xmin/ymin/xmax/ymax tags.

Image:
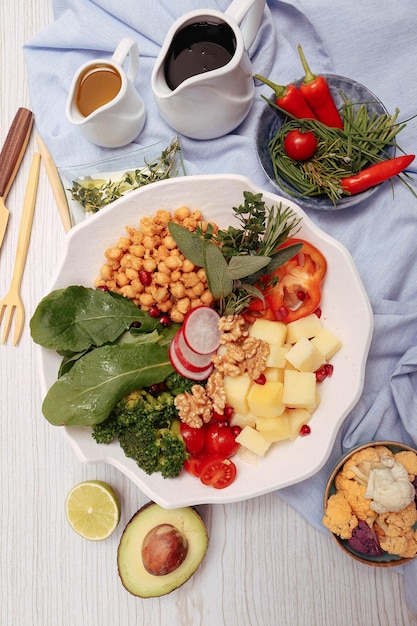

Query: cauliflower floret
<box><xmin>395</xmin><ymin>450</ymin><xmax>417</xmax><ymax>480</ymax></box>
<box><xmin>334</xmin><ymin>472</ymin><xmax>377</xmax><ymax>525</ymax></box>
<box><xmin>378</xmin><ymin>535</ymin><xmax>410</xmax><ymax>557</ymax></box>
<box><xmin>376</xmin><ymin>502</ymin><xmax>417</xmax><ymax>538</ymax></box>
<box><xmin>342</xmin><ymin>446</ymin><xmax>394</xmax><ymax>485</ymax></box>
<box><xmin>365</xmin><ymin>461</ymin><xmax>415</xmax><ymax>513</ymax></box>
<box><xmin>322</xmin><ymin>492</ymin><xmax>358</xmax><ymax>539</ymax></box>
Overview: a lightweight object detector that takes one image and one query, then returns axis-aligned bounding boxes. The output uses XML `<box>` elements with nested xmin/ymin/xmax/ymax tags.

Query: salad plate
<box><xmin>37</xmin><ymin>174</ymin><xmax>373</xmax><ymax>508</ymax></box>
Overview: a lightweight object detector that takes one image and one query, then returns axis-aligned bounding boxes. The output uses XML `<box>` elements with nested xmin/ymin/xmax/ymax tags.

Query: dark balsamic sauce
<box><xmin>164</xmin><ymin>21</ymin><xmax>236</xmax><ymax>90</ymax></box>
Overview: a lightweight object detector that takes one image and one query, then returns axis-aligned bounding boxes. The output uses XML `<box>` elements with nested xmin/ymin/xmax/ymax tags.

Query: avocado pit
<box><xmin>142</xmin><ymin>523</ymin><xmax>188</xmax><ymax>575</ymax></box>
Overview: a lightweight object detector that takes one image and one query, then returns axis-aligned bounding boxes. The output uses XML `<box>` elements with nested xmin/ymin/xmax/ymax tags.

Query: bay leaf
<box><xmin>203</xmin><ymin>240</ymin><xmax>233</xmax><ymax>300</ymax></box>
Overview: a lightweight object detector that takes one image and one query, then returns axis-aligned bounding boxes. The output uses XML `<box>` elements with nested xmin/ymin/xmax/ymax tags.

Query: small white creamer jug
<box><xmin>151</xmin><ymin>0</ymin><xmax>265</xmax><ymax>140</ymax></box>
<box><xmin>66</xmin><ymin>38</ymin><xmax>146</xmax><ymax>148</ymax></box>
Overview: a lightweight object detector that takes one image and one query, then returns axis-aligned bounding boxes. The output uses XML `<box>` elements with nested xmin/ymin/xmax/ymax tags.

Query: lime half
<box><xmin>65</xmin><ymin>480</ymin><xmax>120</xmax><ymax>541</ymax></box>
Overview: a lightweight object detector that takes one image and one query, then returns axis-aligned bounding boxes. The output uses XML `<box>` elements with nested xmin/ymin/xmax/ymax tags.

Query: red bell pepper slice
<box><xmin>245</xmin><ymin>238</ymin><xmax>327</xmax><ymax>323</ymax></box>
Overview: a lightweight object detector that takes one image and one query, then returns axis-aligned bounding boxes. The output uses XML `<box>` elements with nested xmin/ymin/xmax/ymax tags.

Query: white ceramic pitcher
<box><xmin>66</xmin><ymin>38</ymin><xmax>146</xmax><ymax>148</ymax></box>
<box><xmin>151</xmin><ymin>0</ymin><xmax>265</xmax><ymax>140</ymax></box>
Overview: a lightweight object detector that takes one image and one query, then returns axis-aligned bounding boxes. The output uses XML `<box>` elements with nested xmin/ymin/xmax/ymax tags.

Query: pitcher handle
<box><xmin>225</xmin><ymin>0</ymin><xmax>265</xmax><ymax>50</ymax></box>
<box><xmin>111</xmin><ymin>37</ymin><xmax>139</xmax><ymax>82</ymax></box>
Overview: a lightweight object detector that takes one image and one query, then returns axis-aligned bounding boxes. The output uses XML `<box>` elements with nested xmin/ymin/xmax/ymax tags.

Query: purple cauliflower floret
<box><xmin>413</xmin><ymin>476</ymin><xmax>417</xmax><ymax>504</ymax></box>
<box><xmin>347</xmin><ymin>520</ymin><xmax>385</xmax><ymax>556</ymax></box>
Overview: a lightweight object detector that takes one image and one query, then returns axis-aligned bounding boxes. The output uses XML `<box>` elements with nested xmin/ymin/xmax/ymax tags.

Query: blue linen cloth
<box><xmin>24</xmin><ymin>0</ymin><xmax>417</xmax><ymax>611</ymax></box>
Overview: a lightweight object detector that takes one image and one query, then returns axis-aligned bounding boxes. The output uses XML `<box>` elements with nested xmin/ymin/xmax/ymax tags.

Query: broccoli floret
<box><xmin>164</xmin><ymin>371</ymin><xmax>202</xmax><ymax>395</ymax></box>
<box><xmin>91</xmin><ymin>387</ymin><xmax>187</xmax><ymax>478</ymax></box>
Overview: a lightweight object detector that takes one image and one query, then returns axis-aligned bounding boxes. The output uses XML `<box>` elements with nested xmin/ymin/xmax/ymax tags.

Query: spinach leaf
<box><xmin>42</xmin><ymin>342</ymin><xmax>174</xmax><ymax>426</ymax></box>
<box><xmin>30</xmin><ymin>286</ymin><xmax>159</xmax><ymax>354</ymax></box>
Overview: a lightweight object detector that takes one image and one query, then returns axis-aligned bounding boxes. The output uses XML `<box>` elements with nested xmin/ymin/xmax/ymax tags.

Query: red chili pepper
<box><xmin>340</xmin><ymin>154</ymin><xmax>415</xmax><ymax>195</ymax></box>
<box><xmin>245</xmin><ymin>239</ymin><xmax>327</xmax><ymax>324</ymax></box>
<box><xmin>254</xmin><ymin>74</ymin><xmax>317</xmax><ymax>120</ymax></box>
<box><xmin>297</xmin><ymin>45</ymin><xmax>344</xmax><ymax>129</ymax></box>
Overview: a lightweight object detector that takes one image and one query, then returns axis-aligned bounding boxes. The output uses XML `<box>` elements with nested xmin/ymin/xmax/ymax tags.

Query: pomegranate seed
<box><xmin>297</xmin><ymin>290</ymin><xmax>306</xmax><ymax>301</ymax></box>
<box><xmin>324</xmin><ymin>363</ymin><xmax>334</xmax><ymax>377</ymax></box>
<box><xmin>148</xmin><ymin>305</ymin><xmax>161</xmax><ymax>318</ymax></box>
<box><xmin>159</xmin><ymin>314</ymin><xmax>172</xmax><ymax>327</ymax></box>
<box><xmin>139</xmin><ymin>270</ymin><xmax>152</xmax><ymax>286</ymax></box>
<box><xmin>315</xmin><ymin>366</ymin><xmax>328</xmax><ymax>382</ymax></box>
<box><xmin>299</xmin><ymin>424</ymin><xmax>311</xmax><ymax>436</ymax></box>
<box><xmin>130</xmin><ymin>321</ymin><xmax>141</xmax><ymax>329</ymax></box>
<box><xmin>274</xmin><ymin>306</ymin><xmax>289</xmax><ymax>321</ymax></box>
<box><xmin>314</xmin><ymin>307</ymin><xmax>322</xmax><ymax>318</ymax></box>
<box><xmin>224</xmin><ymin>406</ymin><xmax>234</xmax><ymax>420</ymax></box>
<box><xmin>231</xmin><ymin>425</ymin><xmax>242</xmax><ymax>437</ymax></box>
<box><xmin>217</xmin><ymin>420</ymin><xmax>230</xmax><ymax>428</ymax></box>
<box><xmin>254</xmin><ymin>373</ymin><xmax>266</xmax><ymax>385</ymax></box>
<box><xmin>97</xmin><ymin>285</ymin><xmax>109</xmax><ymax>292</ymax></box>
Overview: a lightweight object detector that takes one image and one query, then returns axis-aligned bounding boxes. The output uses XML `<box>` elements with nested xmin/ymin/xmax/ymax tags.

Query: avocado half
<box><xmin>117</xmin><ymin>502</ymin><xmax>208</xmax><ymax>597</ymax></box>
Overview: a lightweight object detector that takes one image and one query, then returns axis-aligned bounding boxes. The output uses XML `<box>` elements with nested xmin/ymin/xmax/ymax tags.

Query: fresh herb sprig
<box><xmin>168</xmin><ymin>191</ymin><xmax>302</xmax><ymax>316</ymax></box>
<box><xmin>70</xmin><ymin>138</ymin><xmax>182</xmax><ymax>213</ymax></box>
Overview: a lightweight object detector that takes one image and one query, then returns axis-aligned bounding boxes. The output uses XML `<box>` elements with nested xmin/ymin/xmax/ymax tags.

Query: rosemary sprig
<box><xmin>69</xmin><ymin>138</ymin><xmax>182</xmax><ymax>213</ymax></box>
<box><xmin>168</xmin><ymin>191</ymin><xmax>302</xmax><ymax>316</ymax></box>
<box><xmin>268</xmin><ymin>96</ymin><xmax>410</xmax><ymax>203</ymax></box>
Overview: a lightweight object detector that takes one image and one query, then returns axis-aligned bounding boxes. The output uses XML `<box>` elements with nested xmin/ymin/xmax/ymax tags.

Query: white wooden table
<box><xmin>1</xmin><ymin>2</ymin><xmax>416</xmax><ymax>625</ymax></box>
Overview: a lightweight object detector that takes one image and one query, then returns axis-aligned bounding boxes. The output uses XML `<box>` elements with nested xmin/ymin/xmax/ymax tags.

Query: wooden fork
<box><xmin>0</xmin><ymin>152</ymin><xmax>40</xmax><ymax>345</ymax></box>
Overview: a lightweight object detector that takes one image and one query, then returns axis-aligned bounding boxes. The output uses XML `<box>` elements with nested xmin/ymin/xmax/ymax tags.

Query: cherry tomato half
<box><xmin>180</xmin><ymin>422</ymin><xmax>206</xmax><ymax>455</ymax></box>
<box><xmin>284</xmin><ymin>129</ymin><xmax>317</xmax><ymax>161</ymax></box>
<box><xmin>199</xmin><ymin>457</ymin><xmax>237</xmax><ymax>489</ymax></box>
<box><xmin>204</xmin><ymin>422</ymin><xmax>240</xmax><ymax>458</ymax></box>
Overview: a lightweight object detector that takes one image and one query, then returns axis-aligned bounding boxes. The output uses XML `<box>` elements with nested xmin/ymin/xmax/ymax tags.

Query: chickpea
<box><xmin>116</xmin><ymin>272</ymin><xmax>130</xmax><ymax>287</ymax></box>
<box><xmin>170</xmin><ymin>282</ymin><xmax>186</xmax><ymax>299</ymax></box>
<box><xmin>119</xmin><ymin>285</ymin><xmax>137</xmax><ymax>299</ymax></box>
<box><xmin>143</xmin><ymin>258</ymin><xmax>157</xmax><ymax>273</ymax></box>
<box><xmin>152</xmin><ymin>286</ymin><xmax>169</xmax><ymax>303</ymax></box>
<box><xmin>191</xmin><ymin>282</ymin><xmax>205</xmax><ymax>296</ymax></box>
<box><xmin>125</xmin><ymin>267</ymin><xmax>139</xmax><ymax>281</ymax></box>
<box><xmin>155</xmin><ymin>209</ymin><xmax>172</xmax><ymax>225</ymax></box>
<box><xmin>165</xmin><ymin>255</ymin><xmax>182</xmax><ymax>270</ymax></box>
<box><xmin>126</xmin><ymin>227</ymin><xmax>143</xmax><ymax>244</ymax></box>
<box><xmin>139</xmin><ymin>293</ymin><xmax>154</xmax><ymax>307</ymax></box>
<box><xmin>130</xmin><ymin>278</ymin><xmax>143</xmax><ymax>295</ymax></box>
<box><xmin>161</xmin><ymin>235</ymin><xmax>177</xmax><ymax>250</ymax></box>
<box><xmin>156</xmin><ymin>245</ymin><xmax>169</xmax><ymax>261</ymax></box>
<box><xmin>117</xmin><ymin>237</ymin><xmax>131</xmax><ymax>251</ymax></box>
<box><xmin>100</xmin><ymin>263</ymin><xmax>114</xmax><ymax>281</ymax></box>
<box><xmin>171</xmin><ymin>270</ymin><xmax>181</xmax><ymax>282</ymax></box>
<box><xmin>190</xmin><ymin>298</ymin><xmax>203</xmax><ymax>309</ymax></box>
<box><xmin>174</xmin><ymin>206</ymin><xmax>191</xmax><ymax>221</ymax></box>
<box><xmin>130</xmin><ymin>244</ymin><xmax>146</xmax><ymax>258</ymax></box>
<box><xmin>182</xmin><ymin>259</ymin><xmax>195</xmax><ymax>273</ymax></box>
<box><xmin>176</xmin><ymin>297</ymin><xmax>191</xmax><ymax>314</ymax></box>
<box><xmin>105</xmin><ymin>247</ymin><xmax>123</xmax><ymax>261</ymax></box>
<box><xmin>153</xmin><ymin>272</ymin><xmax>170</xmax><ymax>287</ymax></box>
<box><xmin>143</xmin><ymin>235</ymin><xmax>159</xmax><ymax>250</ymax></box>
<box><xmin>170</xmin><ymin>309</ymin><xmax>185</xmax><ymax>324</ymax></box>
<box><xmin>197</xmin><ymin>268</ymin><xmax>207</xmax><ymax>281</ymax></box>
<box><xmin>158</xmin><ymin>300</ymin><xmax>172</xmax><ymax>313</ymax></box>
<box><xmin>181</xmin><ymin>272</ymin><xmax>199</xmax><ymax>287</ymax></box>
<box><xmin>200</xmin><ymin>290</ymin><xmax>214</xmax><ymax>305</ymax></box>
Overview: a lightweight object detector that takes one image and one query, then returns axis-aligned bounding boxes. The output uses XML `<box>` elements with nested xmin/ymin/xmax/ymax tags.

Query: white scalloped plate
<box><xmin>37</xmin><ymin>174</ymin><xmax>373</xmax><ymax>508</ymax></box>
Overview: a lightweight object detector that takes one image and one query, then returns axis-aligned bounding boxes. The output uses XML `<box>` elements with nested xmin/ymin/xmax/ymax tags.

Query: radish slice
<box><xmin>169</xmin><ymin>339</ymin><xmax>213</xmax><ymax>381</ymax></box>
<box><xmin>182</xmin><ymin>306</ymin><xmax>221</xmax><ymax>355</ymax></box>
<box><xmin>174</xmin><ymin>329</ymin><xmax>213</xmax><ymax>372</ymax></box>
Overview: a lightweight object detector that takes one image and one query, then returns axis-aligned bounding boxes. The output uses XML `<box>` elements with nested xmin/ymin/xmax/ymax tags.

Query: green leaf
<box><xmin>227</xmin><ymin>254</ymin><xmax>271</xmax><ymax>280</ymax></box>
<box><xmin>30</xmin><ymin>286</ymin><xmax>158</xmax><ymax>354</ymax></box>
<box><xmin>265</xmin><ymin>243</ymin><xmax>303</xmax><ymax>274</ymax></box>
<box><xmin>42</xmin><ymin>343</ymin><xmax>174</xmax><ymax>426</ymax></box>
<box><xmin>240</xmin><ymin>283</ymin><xmax>266</xmax><ymax>304</ymax></box>
<box><xmin>168</xmin><ymin>222</ymin><xmax>205</xmax><ymax>266</ymax></box>
<box><xmin>203</xmin><ymin>240</ymin><xmax>233</xmax><ymax>300</ymax></box>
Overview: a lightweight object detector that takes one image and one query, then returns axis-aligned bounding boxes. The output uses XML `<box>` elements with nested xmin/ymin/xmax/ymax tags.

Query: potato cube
<box><xmin>264</xmin><ymin>367</ymin><xmax>284</xmax><ymax>383</ymax></box>
<box><xmin>235</xmin><ymin>425</ymin><xmax>271</xmax><ymax>457</ymax></box>
<box><xmin>311</xmin><ymin>328</ymin><xmax>342</xmax><ymax>360</ymax></box>
<box><xmin>287</xmin><ymin>408</ymin><xmax>313</xmax><ymax>441</ymax></box>
<box><xmin>230</xmin><ymin>412</ymin><xmax>256</xmax><ymax>429</ymax></box>
<box><xmin>304</xmin><ymin>390</ymin><xmax>321</xmax><ymax>414</ymax></box>
<box><xmin>285</xmin><ymin>336</ymin><xmax>325</xmax><ymax>372</ymax></box>
<box><xmin>237</xmin><ymin>446</ymin><xmax>259</xmax><ymax>465</ymax></box>
<box><xmin>266</xmin><ymin>344</ymin><xmax>289</xmax><ymax>369</ymax></box>
<box><xmin>286</xmin><ymin>314</ymin><xmax>322</xmax><ymax>344</ymax></box>
<box><xmin>247</xmin><ymin>381</ymin><xmax>285</xmax><ymax>418</ymax></box>
<box><xmin>223</xmin><ymin>373</ymin><xmax>252</xmax><ymax>415</ymax></box>
<box><xmin>282</xmin><ymin>370</ymin><xmax>316</xmax><ymax>409</ymax></box>
<box><xmin>249</xmin><ymin>319</ymin><xmax>287</xmax><ymax>346</ymax></box>
<box><xmin>256</xmin><ymin>413</ymin><xmax>291</xmax><ymax>442</ymax></box>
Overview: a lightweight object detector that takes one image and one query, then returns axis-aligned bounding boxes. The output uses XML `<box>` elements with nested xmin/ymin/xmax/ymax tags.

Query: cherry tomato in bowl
<box><xmin>284</xmin><ymin>129</ymin><xmax>317</xmax><ymax>161</ymax></box>
<box><xmin>179</xmin><ymin>422</ymin><xmax>206</xmax><ymax>455</ymax></box>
